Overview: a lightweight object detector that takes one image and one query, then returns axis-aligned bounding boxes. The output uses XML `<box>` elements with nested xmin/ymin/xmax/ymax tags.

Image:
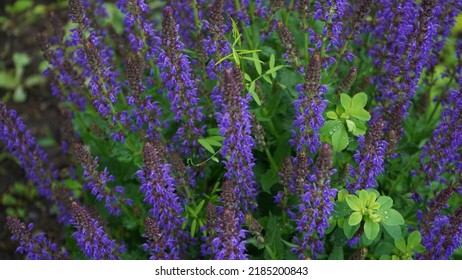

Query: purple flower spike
<box><xmin>71</xmin><ymin>202</ymin><xmax>126</xmax><ymax>259</ymax></box>
<box><xmin>137</xmin><ymin>141</ymin><xmax>188</xmax><ymax>259</ymax></box>
<box><xmin>214</xmin><ymin>67</ymin><xmax>257</xmax><ymax>212</ymax></box>
<box><xmin>7</xmin><ymin>217</ymin><xmax>66</xmax><ymax>260</ymax></box>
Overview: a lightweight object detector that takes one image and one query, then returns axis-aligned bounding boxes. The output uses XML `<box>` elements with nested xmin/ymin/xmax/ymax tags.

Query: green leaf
<box><xmin>191</xmin><ymin>219</ymin><xmax>197</xmax><ymax>237</ymax></box>
<box><xmin>261</xmin><ymin>169</ymin><xmax>279</xmax><ymax>193</ymax></box>
<box><xmin>380</xmin><ymin>209</ymin><xmax>405</xmax><ymax>226</ymax></box>
<box><xmin>383</xmin><ymin>224</ymin><xmax>402</xmax><ymax>240</ymax></box>
<box><xmin>198</xmin><ymin>139</ymin><xmax>215</xmax><ymax>154</ymax></box>
<box><xmin>215</xmin><ymin>54</ymin><xmax>233</xmax><ymax>65</ymax></box>
<box><xmin>346</xmin><ymin>195</ymin><xmax>362</xmax><ymax>211</ymax></box>
<box><xmin>346</xmin><ymin>119</ymin><xmax>356</xmax><ymax>132</ymax></box>
<box><xmin>253</xmin><ymin>52</ymin><xmax>262</xmax><ymax>75</ymax></box>
<box><xmin>0</xmin><ymin>72</ymin><xmax>17</xmax><ymax>89</ymax></box>
<box><xmin>351</xmin><ymin>92</ymin><xmax>368</xmax><ymax>109</ymax></box>
<box><xmin>269</xmin><ymin>54</ymin><xmax>276</xmax><ymax>78</ymax></box>
<box><xmin>348</xmin><ymin>212</ymin><xmax>363</xmax><ymax>226</ymax></box>
<box><xmin>326</xmin><ymin>111</ymin><xmax>338</xmax><ymax>120</ymax></box>
<box><xmin>364</xmin><ymin>219</ymin><xmax>380</xmax><ymax>240</ymax></box>
<box><xmin>329</xmin><ymin>246</ymin><xmax>344</xmax><ymax>260</ymax></box>
<box><xmin>358</xmin><ymin>189</ymin><xmax>370</xmax><ymax>204</ymax></box>
<box><xmin>251</xmin><ymin>92</ymin><xmax>262</xmax><ymax>106</ymax></box>
<box><xmin>407</xmin><ymin>231</ymin><xmax>422</xmax><ymax>248</ymax></box>
<box><xmin>350</xmin><ymin>108</ymin><xmax>371</xmax><ymax>121</ymax></box>
<box><xmin>332</xmin><ymin>124</ymin><xmax>349</xmax><ymax>152</ymax></box>
<box><xmin>24</xmin><ymin>74</ymin><xmax>44</xmax><ymax>87</ymax></box>
<box><xmin>195</xmin><ymin>200</ymin><xmax>206</xmax><ymax>215</ymax></box>
<box><xmin>244</xmin><ymin>73</ymin><xmax>252</xmax><ymax>82</ymax></box>
<box><xmin>394</xmin><ymin>238</ymin><xmax>407</xmax><ymax>253</ymax></box>
<box><xmin>232</xmin><ymin>48</ymin><xmax>240</xmax><ymax>66</ymax></box>
<box><xmin>207</xmin><ymin>128</ymin><xmax>220</xmax><ymax>135</ymax></box>
<box><xmin>340</xmin><ymin>94</ymin><xmax>352</xmax><ymax>111</ymax></box>
<box><xmin>265</xmin><ymin>65</ymin><xmax>285</xmax><ymax>76</ymax></box>
<box><xmin>203</xmin><ymin>138</ymin><xmax>222</xmax><ymax>147</ymax></box>
<box><xmin>13</xmin><ymin>87</ymin><xmax>27</xmax><ymax>103</ymax></box>
<box><xmin>343</xmin><ymin>221</ymin><xmax>360</xmax><ymax>239</ymax></box>
<box><xmin>262</xmin><ymin>74</ymin><xmax>272</xmax><ymax>84</ymax></box>
<box><xmin>377</xmin><ymin>196</ymin><xmax>393</xmax><ymax>210</ymax></box>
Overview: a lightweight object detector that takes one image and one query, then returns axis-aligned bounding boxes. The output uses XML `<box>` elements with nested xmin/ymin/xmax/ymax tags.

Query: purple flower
<box><xmin>421</xmin><ymin>89</ymin><xmax>462</xmax><ymax>185</ymax></box>
<box><xmin>211</xmin><ymin>181</ymin><xmax>247</xmax><ymax>260</ymax></box>
<box><xmin>292</xmin><ymin>144</ymin><xmax>337</xmax><ymax>259</ymax></box>
<box><xmin>137</xmin><ymin>141</ymin><xmax>188</xmax><ymax>259</ymax></box>
<box><xmin>6</xmin><ymin>217</ymin><xmax>66</xmax><ymax>260</ymax></box>
<box><xmin>71</xmin><ymin>202</ymin><xmax>125</xmax><ymax>259</ymax></box>
<box><xmin>73</xmin><ymin>143</ymin><xmax>131</xmax><ymax>216</ymax></box>
<box><xmin>213</xmin><ymin>68</ymin><xmax>257</xmax><ymax>212</ymax></box>
<box><xmin>290</xmin><ymin>53</ymin><xmax>326</xmax><ymax>155</ymax></box>
<box><xmin>0</xmin><ymin>102</ymin><xmax>56</xmax><ymax>200</ymax></box>
<box><xmin>158</xmin><ymin>6</ymin><xmax>205</xmax><ymax>156</ymax></box>
<box><xmin>347</xmin><ymin>118</ymin><xmax>387</xmax><ymax>192</ymax></box>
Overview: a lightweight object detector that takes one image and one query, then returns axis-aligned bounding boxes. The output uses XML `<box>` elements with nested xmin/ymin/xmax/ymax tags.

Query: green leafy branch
<box><xmin>320</xmin><ymin>92</ymin><xmax>371</xmax><ymax>152</ymax></box>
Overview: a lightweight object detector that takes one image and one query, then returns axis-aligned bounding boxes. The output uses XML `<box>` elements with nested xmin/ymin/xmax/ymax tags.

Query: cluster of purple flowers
<box><xmin>213</xmin><ymin>68</ymin><xmax>257</xmax><ymax>212</ymax></box>
<box><xmin>6</xmin><ymin>217</ymin><xmax>65</xmax><ymax>260</ymax></box>
<box><xmin>0</xmin><ymin>101</ymin><xmax>56</xmax><ymax>200</ymax></box>
<box><xmin>70</xmin><ymin>202</ymin><xmax>126</xmax><ymax>259</ymax></box>
<box><xmin>347</xmin><ymin>118</ymin><xmax>387</xmax><ymax>192</ymax></box>
<box><xmin>73</xmin><ymin>143</ymin><xmax>131</xmax><ymax>216</ymax></box>
<box><xmin>137</xmin><ymin>141</ymin><xmax>188</xmax><ymax>259</ymax></box>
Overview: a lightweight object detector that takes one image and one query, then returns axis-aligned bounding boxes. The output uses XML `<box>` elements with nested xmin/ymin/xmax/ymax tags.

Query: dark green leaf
<box><xmin>343</xmin><ymin>221</ymin><xmax>360</xmax><ymax>239</ymax></box>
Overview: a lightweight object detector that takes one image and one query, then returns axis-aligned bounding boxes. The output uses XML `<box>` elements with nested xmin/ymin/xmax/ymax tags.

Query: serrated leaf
<box><xmin>198</xmin><ymin>139</ymin><xmax>215</xmax><ymax>154</ymax></box>
<box><xmin>377</xmin><ymin>196</ymin><xmax>393</xmax><ymax>210</ymax></box>
<box><xmin>364</xmin><ymin>219</ymin><xmax>380</xmax><ymax>240</ymax></box>
<box><xmin>326</xmin><ymin>111</ymin><xmax>338</xmax><ymax>120</ymax></box>
<box><xmin>340</xmin><ymin>94</ymin><xmax>352</xmax><ymax>111</ymax></box>
<box><xmin>346</xmin><ymin>195</ymin><xmax>362</xmax><ymax>211</ymax></box>
<box><xmin>383</xmin><ymin>224</ymin><xmax>402</xmax><ymax>240</ymax></box>
<box><xmin>253</xmin><ymin>52</ymin><xmax>262</xmax><ymax>75</ymax></box>
<box><xmin>332</xmin><ymin>124</ymin><xmax>348</xmax><ymax>152</ymax></box>
<box><xmin>381</xmin><ymin>209</ymin><xmax>405</xmax><ymax>226</ymax></box>
<box><xmin>348</xmin><ymin>212</ymin><xmax>363</xmax><ymax>226</ymax></box>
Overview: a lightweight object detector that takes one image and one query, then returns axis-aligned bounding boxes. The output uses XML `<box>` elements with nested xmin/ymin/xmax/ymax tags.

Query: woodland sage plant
<box><xmin>1</xmin><ymin>0</ymin><xmax>462</xmax><ymax>260</ymax></box>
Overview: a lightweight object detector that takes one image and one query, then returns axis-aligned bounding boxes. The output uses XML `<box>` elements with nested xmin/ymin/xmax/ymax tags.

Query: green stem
<box><xmin>264</xmin><ymin>148</ymin><xmax>279</xmax><ymax>172</ymax></box>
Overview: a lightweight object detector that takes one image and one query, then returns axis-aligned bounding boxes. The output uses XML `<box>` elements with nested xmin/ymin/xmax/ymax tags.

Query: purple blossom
<box><xmin>73</xmin><ymin>143</ymin><xmax>131</xmax><ymax>216</ymax></box>
<box><xmin>212</xmin><ymin>181</ymin><xmax>247</xmax><ymax>260</ymax></box>
<box><xmin>159</xmin><ymin>6</ymin><xmax>205</xmax><ymax>156</ymax></box>
<box><xmin>290</xmin><ymin>53</ymin><xmax>326</xmax><ymax>154</ymax></box>
<box><xmin>7</xmin><ymin>217</ymin><xmax>66</xmax><ymax>260</ymax></box>
<box><xmin>136</xmin><ymin>141</ymin><xmax>188</xmax><ymax>259</ymax></box>
<box><xmin>213</xmin><ymin>68</ymin><xmax>257</xmax><ymax>212</ymax></box>
<box><xmin>347</xmin><ymin>118</ymin><xmax>387</xmax><ymax>192</ymax></box>
<box><xmin>71</xmin><ymin>202</ymin><xmax>125</xmax><ymax>259</ymax></box>
<box><xmin>0</xmin><ymin>102</ymin><xmax>56</xmax><ymax>200</ymax></box>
